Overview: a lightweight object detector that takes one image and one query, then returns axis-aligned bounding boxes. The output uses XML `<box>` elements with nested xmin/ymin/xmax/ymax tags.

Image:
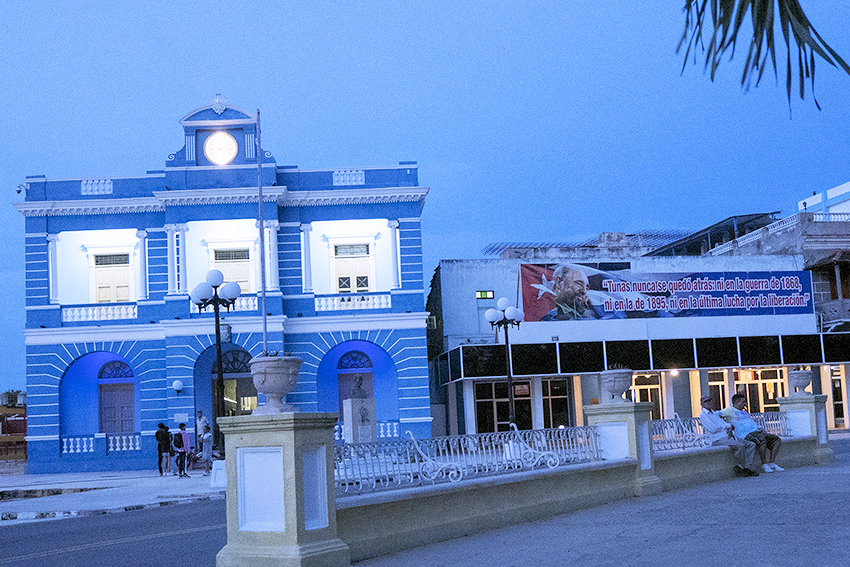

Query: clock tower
<box><xmin>164</xmin><ymin>94</ymin><xmax>276</xmax><ymax>190</ymax></box>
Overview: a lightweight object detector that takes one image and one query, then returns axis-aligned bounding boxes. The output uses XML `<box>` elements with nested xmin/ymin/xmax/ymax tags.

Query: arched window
<box><xmin>337</xmin><ymin>350</ymin><xmax>372</xmax><ymax>370</ymax></box>
<box><xmin>211</xmin><ymin>349</ymin><xmax>257</xmax><ymax>416</ymax></box>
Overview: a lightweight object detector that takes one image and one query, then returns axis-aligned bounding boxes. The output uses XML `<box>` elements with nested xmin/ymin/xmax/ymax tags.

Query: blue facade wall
<box><xmin>20</xmin><ymin>100</ymin><xmax>431</xmax><ymax>472</ymax></box>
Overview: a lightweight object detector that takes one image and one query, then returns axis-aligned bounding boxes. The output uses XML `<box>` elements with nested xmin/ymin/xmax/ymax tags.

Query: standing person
<box><xmin>174</xmin><ymin>422</ymin><xmax>192</xmax><ymax>478</ymax></box>
<box><xmin>200</xmin><ymin>425</ymin><xmax>213</xmax><ymax>476</ymax></box>
<box><xmin>155</xmin><ymin>423</ymin><xmax>172</xmax><ymax>476</ymax></box>
<box><xmin>196</xmin><ymin>410</ymin><xmax>210</xmax><ymax>454</ymax></box>
<box><xmin>720</xmin><ymin>393</ymin><xmax>784</xmax><ymax>473</ymax></box>
<box><xmin>698</xmin><ymin>395</ymin><xmax>758</xmax><ymax>476</ymax></box>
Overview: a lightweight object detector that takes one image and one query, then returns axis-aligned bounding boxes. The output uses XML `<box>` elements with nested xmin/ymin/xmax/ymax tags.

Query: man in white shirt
<box><xmin>698</xmin><ymin>395</ymin><xmax>758</xmax><ymax>476</ymax></box>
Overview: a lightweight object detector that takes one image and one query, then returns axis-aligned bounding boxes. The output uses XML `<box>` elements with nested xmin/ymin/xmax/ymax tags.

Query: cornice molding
<box><xmin>153</xmin><ymin>186</ymin><xmax>286</xmax><ymax>206</ymax></box>
<box><xmin>282</xmin><ymin>186</ymin><xmax>429</xmax><ymax>207</ymax></box>
<box><xmin>15</xmin><ymin>198</ymin><xmax>163</xmax><ymax>217</ymax></box>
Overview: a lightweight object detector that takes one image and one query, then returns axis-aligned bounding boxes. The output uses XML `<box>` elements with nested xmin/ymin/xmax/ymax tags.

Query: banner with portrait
<box><xmin>520</xmin><ymin>263</ymin><xmax>814</xmax><ymax>322</ymax></box>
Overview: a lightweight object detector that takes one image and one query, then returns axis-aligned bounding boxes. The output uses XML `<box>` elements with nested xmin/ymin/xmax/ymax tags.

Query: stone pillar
<box><xmin>136</xmin><ymin>230</ymin><xmax>148</xmax><ymax>300</ymax></box>
<box><xmin>47</xmin><ymin>234</ymin><xmax>59</xmax><ymax>304</ymax></box>
<box><xmin>778</xmin><ymin>394</ymin><xmax>834</xmax><ymax>463</ymax></box>
<box><xmin>388</xmin><ymin>220</ymin><xmax>400</xmax><ymax>290</ymax></box>
<box><xmin>342</xmin><ymin>398</ymin><xmax>377</xmax><ymax>444</ymax></box>
<box><xmin>300</xmin><ymin>224</ymin><xmax>313</xmax><ymax>293</ymax></box>
<box><xmin>583</xmin><ymin>402</ymin><xmax>661</xmax><ymax>496</ymax></box>
<box><xmin>216</xmin><ymin>413</ymin><xmax>350</xmax><ymax>567</ymax></box>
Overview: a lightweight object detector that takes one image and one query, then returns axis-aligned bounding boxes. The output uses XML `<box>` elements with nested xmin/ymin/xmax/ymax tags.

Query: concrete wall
<box><xmin>336</xmin><ymin>437</ymin><xmax>819</xmax><ymax>562</ymax></box>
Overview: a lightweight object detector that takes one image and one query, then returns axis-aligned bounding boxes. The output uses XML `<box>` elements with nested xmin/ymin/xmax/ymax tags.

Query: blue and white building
<box><xmin>16</xmin><ymin>97</ymin><xmax>431</xmax><ymax>473</ymax></box>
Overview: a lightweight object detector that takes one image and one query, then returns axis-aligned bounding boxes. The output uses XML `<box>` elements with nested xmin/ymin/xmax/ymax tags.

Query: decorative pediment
<box><xmin>180</xmin><ymin>94</ymin><xmax>255</xmax><ymax>126</ymax></box>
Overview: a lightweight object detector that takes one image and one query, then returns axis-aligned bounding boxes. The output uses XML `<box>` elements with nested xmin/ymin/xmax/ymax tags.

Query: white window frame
<box><xmin>85</xmin><ymin>244</ymin><xmax>136</xmax><ymax>304</ymax></box>
<box><xmin>204</xmin><ymin>237</ymin><xmax>257</xmax><ymax>293</ymax></box>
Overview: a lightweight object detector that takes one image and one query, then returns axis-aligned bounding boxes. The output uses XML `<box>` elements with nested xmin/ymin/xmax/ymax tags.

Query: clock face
<box><xmin>203</xmin><ymin>131</ymin><xmax>238</xmax><ymax>165</ymax></box>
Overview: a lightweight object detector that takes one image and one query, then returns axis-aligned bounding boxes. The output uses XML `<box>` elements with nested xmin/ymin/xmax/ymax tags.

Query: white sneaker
<box><xmin>769</xmin><ymin>463</ymin><xmax>784</xmax><ymax>472</ymax></box>
<box><xmin>762</xmin><ymin>464</ymin><xmax>774</xmax><ymax>473</ymax></box>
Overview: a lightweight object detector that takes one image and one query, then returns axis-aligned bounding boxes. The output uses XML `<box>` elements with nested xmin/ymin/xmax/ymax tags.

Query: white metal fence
<box><xmin>334</xmin><ymin>425</ymin><xmax>600</xmax><ymax>496</ymax></box>
<box><xmin>651</xmin><ymin>411</ymin><xmax>790</xmax><ymax>453</ymax></box>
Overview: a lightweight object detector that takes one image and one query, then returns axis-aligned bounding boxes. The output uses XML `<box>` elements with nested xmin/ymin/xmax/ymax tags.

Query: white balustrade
<box><xmin>61</xmin><ymin>436</ymin><xmax>95</xmax><ymax>454</ymax></box>
<box><xmin>106</xmin><ymin>434</ymin><xmax>141</xmax><ymax>452</ymax></box>
<box><xmin>62</xmin><ymin>304</ymin><xmax>138</xmax><ymax>322</ymax></box>
<box><xmin>813</xmin><ymin>212</ymin><xmax>850</xmax><ymax>222</ymax></box>
<box><xmin>315</xmin><ymin>293</ymin><xmax>392</xmax><ymax>312</ymax></box>
<box><xmin>190</xmin><ymin>295</ymin><xmax>258</xmax><ymax>313</ymax></box>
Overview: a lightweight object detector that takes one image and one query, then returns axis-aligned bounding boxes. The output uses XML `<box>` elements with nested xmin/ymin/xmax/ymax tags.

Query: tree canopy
<box><xmin>679</xmin><ymin>0</ymin><xmax>850</xmax><ymax>107</ymax></box>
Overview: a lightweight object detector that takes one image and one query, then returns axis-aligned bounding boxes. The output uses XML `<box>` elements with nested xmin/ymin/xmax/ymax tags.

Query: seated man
<box><xmin>698</xmin><ymin>395</ymin><xmax>758</xmax><ymax>476</ymax></box>
<box><xmin>719</xmin><ymin>393</ymin><xmax>784</xmax><ymax>473</ymax></box>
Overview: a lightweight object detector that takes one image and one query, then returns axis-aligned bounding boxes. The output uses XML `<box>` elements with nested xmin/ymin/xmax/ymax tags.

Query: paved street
<box><xmin>0</xmin><ymin>439</ymin><xmax>847</xmax><ymax>566</ymax></box>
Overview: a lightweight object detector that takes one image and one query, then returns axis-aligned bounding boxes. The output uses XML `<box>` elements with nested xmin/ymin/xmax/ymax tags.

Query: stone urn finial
<box><xmin>599</xmin><ymin>368</ymin><xmax>634</xmax><ymax>404</ymax></box>
<box><xmin>787</xmin><ymin>369</ymin><xmax>813</xmax><ymax>397</ymax></box>
<box><xmin>250</xmin><ymin>355</ymin><xmax>302</xmax><ymax>414</ymax></box>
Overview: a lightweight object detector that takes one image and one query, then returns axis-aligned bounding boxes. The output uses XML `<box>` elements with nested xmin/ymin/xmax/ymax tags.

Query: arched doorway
<box><xmin>59</xmin><ymin>352</ymin><xmax>139</xmax><ymax>436</ymax></box>
<box><xmin>336</xmin><ymin>350</ymin><xmax>374</xmax><ymax>411</ymax></box>
<box><xmin>211</xmin><ymin>349</ymin><xmax>257</xmax><ymax>417</ymax></box>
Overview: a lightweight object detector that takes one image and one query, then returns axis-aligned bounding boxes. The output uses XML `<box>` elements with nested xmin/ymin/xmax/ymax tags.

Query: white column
<box><xmin>531</xmin><ymin>376</ymin><xmax>544</xmax><ymax>429</ymax></box>
<box><xmin>46</xmin><ymin>234</ymin><xmax>59</xmax><ymax>304</ymax></box>
<box><xmin>301</xmin><ymin>223</ymin><xmax>313</xmax><ymax>293</ymax></box>
<box><xmin>165</xmin><ymin>224</ymin><xmax>177</xmax><ymax>294</ymax></box>
<box><xmin>265</xmin><ymin>220</ymin><xmax>280</xmax><ymax>291</ymax></box>
<box><xmin>177</xmin><ymin>224</ymin><xmax>188</xmax><ymax>294</ymax></box>
<box><xmin>135</xmin><ymin>230</ymin><xmax>148</xmax><ymax>300</ymax></box>
<box><xmin>388</xmin><ymin>220</ymin><xmax>401</xmax><ymax>290</ymax></box>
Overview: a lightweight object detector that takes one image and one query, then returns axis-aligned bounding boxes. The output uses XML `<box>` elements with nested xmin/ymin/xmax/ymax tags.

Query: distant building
<box><xmin>428</xmin><ymin>222</ymin><xmax>849</xmax><ymax>436</ymax></box>
<box><xmin>16</xmin><ymin>96</ymin><xmax>430</xmax><ymax>473</ymax></box>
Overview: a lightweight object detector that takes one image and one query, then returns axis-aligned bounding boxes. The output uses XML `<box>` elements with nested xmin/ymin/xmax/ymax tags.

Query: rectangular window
<box><xmin>476</xmin><ymin>290</ymin><xmax>494</xmax><ymax>299</ymax></box>
<box><xmin>94</xmin><ymin>254</ymin><xmax>131</xmax><ymax>303</ymax></box>
<box><xmin>542</xmin><ymin>379</ymin><xmax>572</xmax><ymax>428</ymax></box>
<box><xmin>334</xmin><ymin>244</ymin><xmax>369</xmax><ymax>257</ymax></box>
<box><xmin>474</xmin><ymin>380</ymin><xmax>532</xmax><ymax>432</ymax></box>
<box><xmin>213</xmin><ymin>248</ymin><xmax>251</xmax><ymax>292</ymax></box>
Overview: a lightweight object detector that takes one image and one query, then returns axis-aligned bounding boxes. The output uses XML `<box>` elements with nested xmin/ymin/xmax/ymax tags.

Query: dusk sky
<box><xmin>2</xmin><ymin>2</ymin><xmax>850</xmax><ymax>390</ymax></box>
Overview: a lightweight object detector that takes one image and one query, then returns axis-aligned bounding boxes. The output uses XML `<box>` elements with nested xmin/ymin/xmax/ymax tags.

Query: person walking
<box><xmin>155</xmin><ymin>423</ymin><xmax>172</xmax><ymax>476</ymax></box>
<box><xmin>195</xmin><ymin>410</ymin><xmax>210</xmax><ymax>454</ymax></box>
<box><xmin>174</xmin><ymin>422</ymin><xmax>192</xmax><ymax>478</ymax></box>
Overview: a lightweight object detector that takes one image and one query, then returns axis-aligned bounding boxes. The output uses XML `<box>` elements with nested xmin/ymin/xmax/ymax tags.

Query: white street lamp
<box><xmin>484</xmin><ymin>297</ymin><xmax>524</xmax><ymax>426</ymax></box>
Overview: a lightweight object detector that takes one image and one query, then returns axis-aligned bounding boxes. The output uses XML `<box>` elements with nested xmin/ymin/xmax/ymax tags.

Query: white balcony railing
<box><xmin>315</xmin><ymin>293</ymin><xmax>392</xmax><ymax>312</ymax></box>
<box><xmin>61</xmin><ymin>304</ymin><xmax>138</xmax><ymax>322</ymax></box>
<box><xmin>190</xmin><ymin>294</ymin><xmax>258</xmax><ymax>314</ymax></box>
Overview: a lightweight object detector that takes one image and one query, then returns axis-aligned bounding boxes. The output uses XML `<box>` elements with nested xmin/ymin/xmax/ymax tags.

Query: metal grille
<box><xmin>214</xmin><ymin>249</ymin><xmax>249</xmax><ymax>261</ymax></box>
<box><xmin>95</xmin><ymin>254</ymin><xmax>129</xmax><ymax>266</ymax></box>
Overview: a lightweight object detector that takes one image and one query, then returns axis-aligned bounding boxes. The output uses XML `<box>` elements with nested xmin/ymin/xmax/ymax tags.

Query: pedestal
<box><xmin>778</xmin><ymin>394</ymin><xmax>834</xmax><ymax>464</ymax></box>
<box><xmin>583</xmin><ymin>402</ymin><xmax>661</xmax><ymax>496</ymax></box>
<box><xmin>342</xmin><ymin>398</ymin><xmax>377</xmax><ymax>444</ymax></box>
<box><xmin>215</xmin><ymin>413</ymin><xmax>350</xmax><ymax>567</ymax></box>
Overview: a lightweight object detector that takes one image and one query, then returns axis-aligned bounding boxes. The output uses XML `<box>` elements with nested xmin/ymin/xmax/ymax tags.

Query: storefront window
<box><xmin>627</xmin><ymin>373</ymin><xmax>663</xmax><ymax>420</ymax></box>
<box><xmin>474</xmin><ymin>381</ymin><xmax>532</xmax><ymax>432</ymax></box>
<box><xmin>542</xmin><ymin>379</ymin><xmax>572</xmax><ymax>428</ymax></box>
<box><xmin>734</xmin><ymin>368</ymin><xmax>785</xmax><ymax>413</ymax></box>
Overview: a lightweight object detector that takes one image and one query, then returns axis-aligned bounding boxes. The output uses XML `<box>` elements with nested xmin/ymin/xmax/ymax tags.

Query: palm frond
<box><xmin>678</xmin><ymin>0</ymin><xmax>850</xmax><ymax>107</ymax></box>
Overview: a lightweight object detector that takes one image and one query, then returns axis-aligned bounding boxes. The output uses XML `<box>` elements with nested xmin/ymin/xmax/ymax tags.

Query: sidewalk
<box><xmin>354</xmin><ymin>435</ymin><xmax>850</xmax><ymax>566</ymax></box>
<box><xmin>0</xmin><ymin>468</ymin><xmax>223</xmax><ymax>525</ymax></box>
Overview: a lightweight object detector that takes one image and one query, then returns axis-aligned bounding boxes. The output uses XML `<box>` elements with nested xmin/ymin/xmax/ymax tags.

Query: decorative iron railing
<box><xmin>651</xmin><ymin>415</ymin><xmax>710</xmax><ymax>452</ymax></box>
<box><xmin>334</xmin><ymin>425</ymin><xmax>600</xmax><ymax>496</ymax></box>
<box><xmin>751</xmin><ymin>411</ymin><xmax>789</xmax><ymax>436</ymax></box>
<box><xmin>651</xmin><ymin>411</ymin><xmax>790</xmax><ymax>453</ymax></box>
